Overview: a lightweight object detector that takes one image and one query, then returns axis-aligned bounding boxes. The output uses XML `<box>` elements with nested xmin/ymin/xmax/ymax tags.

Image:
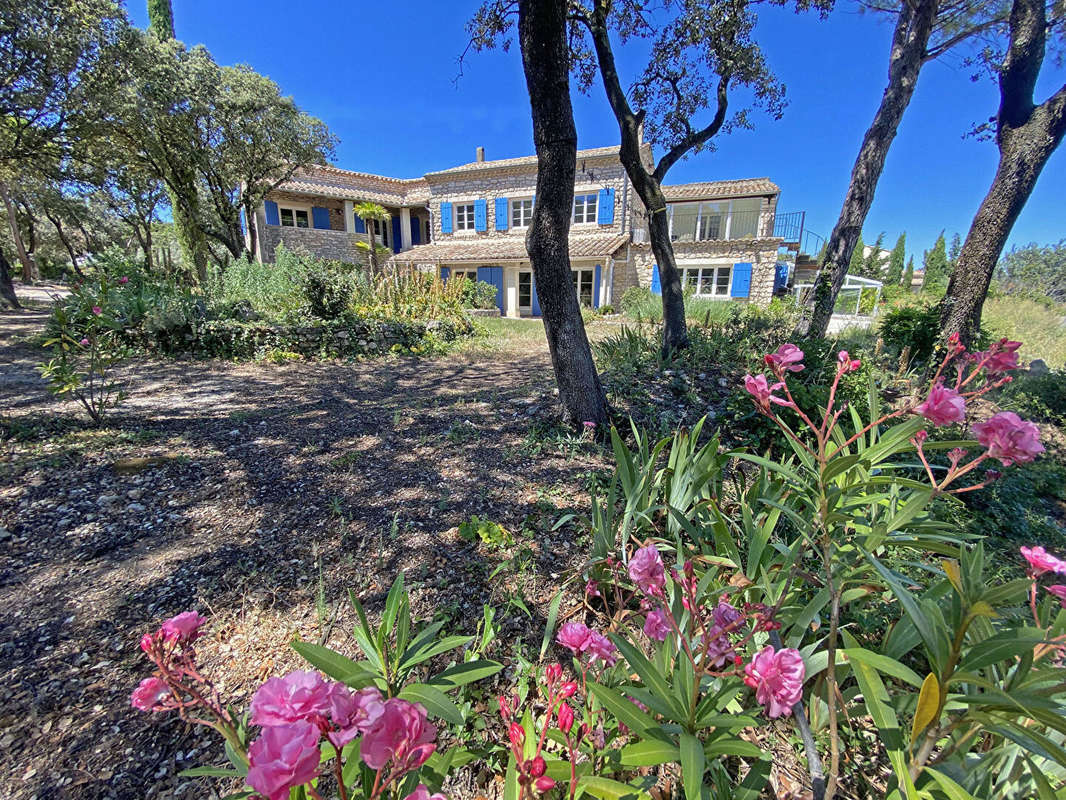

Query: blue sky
<box><xmin>127</xmin><ymin>1</ymin><xmax>1066</xmax><ymax>262</ymax></box>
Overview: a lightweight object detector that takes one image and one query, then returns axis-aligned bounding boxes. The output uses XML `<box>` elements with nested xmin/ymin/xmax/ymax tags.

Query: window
<box><xmin>572</xmin><ymin>194</ymin><xmax>598</xmax><ymax>224</ymax></box>
<box><xmin>455</xmin><ymin>203</ymin><xmax>475</xmax><ymax>231</ymax></box>
<box><xmin>372</xmin><ymin>218</ymin><xmax>388</xmax><ymax>248</ymax></box>
<box><xmin>682</xmin><ymin>265</ymin><xmax>732</xmax><ymax>297</ymax></box>
<box><xmin>669</xmin><ymin>201</ymin><xmax>728</xmax><ymax>242</ymax></box>
<box><xmin>571</xmin><ymin>268</ymin><xmax>594</xmax><ymax>306</ymax></box>
<box><xmin>518</xmin><ymin>271</ymin><xmax>533</xmax><ymax>308</ymax></box>
<box><xmin>279</xmin><ymin>206</ymin><xmax>310</xmax><ymax>228</ymax></box>
<box><xmin>425</xmin><ymin>219</ymin><xmax>431</xmax><ymax>242</ymax></box>
<box><xmin>451</xmin><ymin>269</ymin><xmax>477</xmax><ymax>282</ymax></box>
<box><xmin>511</xmin><ymin>198</ymin><xmax>534</xmax><ymax>228</ymax></box>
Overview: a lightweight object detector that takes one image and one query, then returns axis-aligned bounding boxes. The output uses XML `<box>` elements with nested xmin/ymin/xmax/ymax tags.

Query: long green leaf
<box><xmin>679</xmin><ymin>733</ymin><xmax>704</xmax><ymax>800</ymax></box>
<box><xmin>611</xmin><ymin>636</ymin><xmax>686</xmax><ymax>720</ymax></box>
<box><xmin>588</xmin><ymin>682</ymin><xmax>658</xmax><ymax>735</ymax></box>
<box><xmin>428</xmin><ymin>659</ymin><xmax>503</xmax><ymax>689</ymax></box>
<box><xmin>398</xmin><ymin>683</ymin><xmax>464</xmax><ymax>725</ymax></box>
<box><xmin>578</xmin><ymin>776</ymin><xmax>652</xmax><ymax>800</ymax></box>
<box><xmin>924</xmin><ymin>768</ymin><xmax>979</xmax><ymax>800</ymax></box>
<box><xmin>618</xmin><ymin>740</ymin><xmax>681</xmax><ymax>767</ymax></box>
<box><xmin>291</xmin><ymin>641</ymin><xmax>378</xmax><ymax>687</ymax></box>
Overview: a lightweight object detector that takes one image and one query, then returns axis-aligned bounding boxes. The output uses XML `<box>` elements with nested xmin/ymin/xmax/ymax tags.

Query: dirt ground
<box><xmin>1</xmin><ymin>297</ymin><xmax>611</xmax><ymax>799</ymax></box>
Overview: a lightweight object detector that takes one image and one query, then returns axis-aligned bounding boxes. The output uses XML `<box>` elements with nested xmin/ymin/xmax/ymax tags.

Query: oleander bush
<box><xmin>133</xmin><ymin>337</ymin><xmax>1066</xmax><ymax>800</ymax></box>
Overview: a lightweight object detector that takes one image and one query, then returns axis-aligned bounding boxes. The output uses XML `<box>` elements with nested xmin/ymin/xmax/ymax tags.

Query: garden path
<box><xmin>0</xmin><ymin>301</ymin><xmax>606</xmax><ymax>800</ymax></box>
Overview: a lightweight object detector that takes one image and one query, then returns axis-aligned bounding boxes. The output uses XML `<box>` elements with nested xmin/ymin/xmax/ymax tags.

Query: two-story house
<box><xmin>247</xmin><ymin>145</ymin><xmax>795</xmax><ymax>317</ymax></box>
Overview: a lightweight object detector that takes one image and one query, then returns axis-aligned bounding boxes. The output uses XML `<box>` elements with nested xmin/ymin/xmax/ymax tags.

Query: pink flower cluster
<box><xmin>1021</xmin><ymin>546</ymin><xmax>1066</xmax><ymax>578</ymax></box>
<box><xmin>557</xmin><ymin>621</ymin><xmax>617</xmax><ymax>666</ymax></box>
<box><xmin>743</xmin><ymin>646</ymin><xmax>805</xmax><ymax>719</ymax></box>
<box><xmin>131</xmin><ymin>611</ymin><xmax>210</xmax><ymax>713</ymax></box>
<box><xmin>915</xmin><ymin>384</ymin><xmax>966</xmax><ymax>427</ymax></box>
<box><xmin>973</xmin><ymin>412</ymin><xmax>1045</xmax><ymax>466</ymax></box>
<box><xmin>246</xmin><ymin>670</ymin><xmax>437</xmax><ymax>800</ymax></box>
<box><xmin>628</xmin><ymin>544</ymin><xmax>666</xmax><ymax>595</ymax></box>
<box><xmin>499</xmin><ymin>664</ymin><xmax>577</xmax><ymax>794</ymax></box>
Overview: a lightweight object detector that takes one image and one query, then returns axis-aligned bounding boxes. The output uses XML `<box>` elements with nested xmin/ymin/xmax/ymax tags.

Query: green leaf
<box><xmin>842</xmin><ymin>647</ymin><xmax>923</xmax><ymax>688</ymax></box>
<box><xmin>588</xmin><ymin>682</ymin><xmax>658</xmax><ymax>735</ymax></box>
<box><xmin>956</xmin><ymin>630</ymin><xmax>1044</xmax><ymax>674</ymax></box>
<box><xmin>1025</xmin><ymin>756</ymin><xmax>1058</xmax><ymax>800</ymax></box>
<box><xmin>540</xmin><ymin>590</ymin><xmax>564</xmax><ymax>660</ymax></box>
<box><xmin>578</xmin><ymin>776</ymin><xmax>652</xmax><ymax>800</ymax></box>
<box><xmin>611</xmin><ymin>635</ymin><xmax>686</xmax><ymax>721</ymax></box>
<box><xmin>733</xmin><ymin>756</ymin><xmax>771</xmax><ymax>800</ymax></box>
<box><xmin>680</xmin><ymin>733</ymin><xmax>705</xmax><ymax>800</ymax></box>
<box><xmin>618</xmin><ymin>740</ymin><xmax>681</xmax><ymax>767</ymax></box>
<box><xmin>178</xmin><ymin>766</ymin><xmax>242</xmax><ymax>778</ymax></box>
<box><xmin>504</xmin><ymin>755</ymin><xmax>519</xmax><ymax>800</ymax></box>
<box><xmin>864</xmin><ymin>550</ymin><xmax>945</xmax><ymax>672</ymax></box>
<box><xmin>924</xmin><ymin>768</ymin><xmax>979</xmax><ymax>800</ymax></box>
<box><xmin>290</xmin><ymin>641</ymin><xmax>377</xmax><ymax>687</ymax></box>
<box><xmin>398</xmin><ymin>683</ymin><xmax>464</xmax><ymax>725</ymax></box>
<box><xmin>381</xmin><ymin>572</ymin><xmax>406</xmax><ymax>643</ymax></box>
<box><xmin>398</xmin><ymin>635</ymin><xmax>473</xmax><ymax>670</ymax></box>
<box><xmin>428</xmin><ymin>659</ymin><xmax>503</xmax><ymax>689</ymax></box>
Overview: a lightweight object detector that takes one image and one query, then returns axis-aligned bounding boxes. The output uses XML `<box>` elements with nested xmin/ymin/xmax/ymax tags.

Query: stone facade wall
<box><xmin>426</xmin><ymin>156</ymin><xmax>632</xmax><ymax>244</ymax></box>
<box><xmin>260</xmin><ymin>226</ymin><xmax>369</xmax><ymax>266</ymax></box>
<box><xmin>621</xmin><ymin>237</ymin><xmax>782</xmax><ymax>306</ymax></box>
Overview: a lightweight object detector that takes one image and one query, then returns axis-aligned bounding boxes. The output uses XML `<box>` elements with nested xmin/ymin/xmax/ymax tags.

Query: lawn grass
<box><xmin>983</xmin><ymin>296</ymin><xmax>1066</xmax><ymax>365</ymax></box>
<box><xmin>621</xmin><ymin>294</ymin><xmax>743</xmax><ymax>325</ymax></box>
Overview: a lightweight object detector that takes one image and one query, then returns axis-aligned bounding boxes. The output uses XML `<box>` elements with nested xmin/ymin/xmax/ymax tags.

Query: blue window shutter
<box><xmin>239</xmin><ymin>208</ymin><xmax>247</xmax><ymax>236</ymax></box>
<box><xmin>312</xmin><ymin>206</ymin><xmax>330</xmax><ymax>230</ymax></box>
<box><xmin>411</xmin><ymin>217</ymin><xmax>421</xmax><ymax>245</ymax></box>
<box><xmin>353</xmin><ymin>215</ymin><xmax>365</xmax><ymax>234</ymax></box>
<box><xmin>391</xmin><ymin>216</ymin><xmax>402</xmax><ymax>252</ymax></box>
<box><xmin>495</xmin><ymin>197</ymin><xmax>509</xmax><ymax>231</ymax></box>
<box><xmin>440</xmin><ymin>266</ymin><xmax>450</xmax><ymax>281</ymax></box>
<box><xmin>731</xmin><ymin>262</ymin><xmax>753</xmax><ymax>298</ymax></box>
<box><xmin>440</xmin><ymin>202</ymin><xmax>453</xmax><ymax>234</ymax></box>
<box><xmin>264</xmin><ymin>200</ymin><xmax>280</xmax><ymax>226</ymax></box>
<box><xmin>597</xmin><ymin>188</ymin><xmax>615</xmax><ymax>224</ymax></box>
<box><xmin>474</xmin><ymin>198</ymin><xmax>487</xmax><ymax>232</ymax></box>
<box><xmin>593</xmin><ymin>264</ymin><xmax>602</xmax><ymax>308</ymax></box>
<box><xmin>531</xmin><ymin>275</ymin><xmax>541</xmax><ymax>317</ymax></box>
<box><xmin>651</xmin><ymin>264</ymin><xmax>661</xmax><ymax>295</ymax></box>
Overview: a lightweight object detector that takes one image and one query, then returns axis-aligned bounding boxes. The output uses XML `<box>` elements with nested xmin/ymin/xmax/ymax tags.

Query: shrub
<box><xmin>998</xmin><ymin>368</ymin><xmax>1066</xmax><ymax>425</ymax></box>
<box><xmin>303</xmin><ymin>269</ymin><xmax>354</xmax><ymax>320</ymax></box>
<box><xmin>878</xmin><ymin>299</ymin><xmax>941</xmax><ymax>363</ymax></box>
<box><xmin>619</xmin><ymin>285</ymin><xmax>653</xmax><ymax>312</ymax></box>
<box><xmin>458</xmin><ymin>279</ymin><xmax>498</xmax><ymax>310</ymax></box>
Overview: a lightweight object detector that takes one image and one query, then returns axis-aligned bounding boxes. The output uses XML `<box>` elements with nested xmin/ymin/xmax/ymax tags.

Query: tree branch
<box><xmin>653</xmin><ymin>76</ymin><xmax>729</xmax><ymax>183</ymax></box>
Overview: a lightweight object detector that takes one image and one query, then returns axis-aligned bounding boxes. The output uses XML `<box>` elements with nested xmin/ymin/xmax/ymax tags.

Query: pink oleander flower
<box><xmin>765</xmin><ymin>343</ymin><xmax>805</xmax><ymax>372</ymax></box>
<box><xmin>250</xmin><ymin>671</ymin><xmax>334</xmax><ymax>727</ymax></box>
<box><xmin>160</xmin><ymin>611</ymin><xmax>206</xmax><ymax>644</ymax></box>
<box><xmin>628</xmin><ymin>544</ymin><xmax>666</xmax><ymax>594</ymax></box>
<box><xmin>582</xmin><ymin>421</ymin><xmax>596</xmax><ymax>429</ymax></box>
<box><xmin>79</xmin><ymin>337</ymin><xmax>89</xmax><ymax>347</ymax></box>
<box><xmin>973</xmin><ymin>412</ymin><xmax>1045</xmax><ymax>466</ymax></box>
<box><xmin>91</xmin><ymin>305</ymin><xmax>102</xmax><ymax>315</ymax></box>
<box><xmin>328</xmin><ymin>685</ymin><xmax>385</xmax><ymax>746</ymax></box>
<box><xmin>119</xmin><ymin>276</ymin><xmax>129</xmax><ymax>285</ymax></box>
<box><xmin>361</xmin><ymin>698</ymin><xmax>437</xmax><ymax>772</ymax></box>
<box><xmin>702</xmin><ymin>627</ymin><xmax>735</xmax><ymax>668</ymax></box>
<box><xmin>586</xmin><ymin>631</ymin><xmax>617</xmax><ymax>666</ymax></box>
<box><xmin>557</xmin><ymin>622</ymin><xmax>593</xmax><ymax>654</ymax></box>
<box><xmin>744</xmin><ymin>373</ymin><xmax>789</xmax><ymax>410</ymax></box>
<box><xmin>713</xmin><ymin>600</ymin><xmax>741</xmax><ymax>630</ymax></box>
<box><xmin>1046</xmin><ymin>585</ymin><xmax>1066</xmax><ymax>609</ymax></box>
<box><xmin>916</xmin><ymin>384</ymin><xmax>966</xmax><ymax>427</ymax></box>
<box><xmin>585</xmin><ymin>579</ymin><xmax>601</xmax><ymax>598</ymax></box>
<box><xmin>139</xmin><ymin>632</ymin><xmax>156</xmax><ymax>653</ymax></box>
<box><xmin>744</xmin><ymin>646</ymin><xmax>805</xmax><ymax>719</ymax></box>
<box><xmin>1021</xmin><ymin>546</ymin><xmax>1066</xmax><ymax>577</ymax></box>
<box><xmin>246</xmin><ymin>720</ymin><xmax>321</xmax><ymax>800</ymax></box>
<box><xmin>557</xmin><ymin>702</ymin><xmax>574</xmax><ymax>733</ymax></box>
<box><xmin>131</xmin><ymin>677</ymin><xmax>171</xmax><ymax>711</ymax></box>
<box><xmin>837</xmin><ymin>350</ymin><xmax>861</xmax><ymax>373</ymax></box>
<box><xmin>404</xmin><ymin>785</ymin><xmax>447</xmax><ymax>800</ymax></box>
<box><xmin>978</xmin><ymin>340</ymin><xmax>1022</xmax><ymax>374</ymax></box>
<box><xmin>535</xmin><ymin>777</ymin><xmax>556</xmax><ymax>793</ymax></box>
<box><xmin>643</xmin><ymin>608</ymin><xmax>671</xmax><ymax>642</ymax></box>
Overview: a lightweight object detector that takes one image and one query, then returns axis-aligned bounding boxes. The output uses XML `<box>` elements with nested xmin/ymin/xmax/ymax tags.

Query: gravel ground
<box><xmin>1</xmin><ymin>297</ymin><xmax>609</xmax><ymax>800</ymax></box>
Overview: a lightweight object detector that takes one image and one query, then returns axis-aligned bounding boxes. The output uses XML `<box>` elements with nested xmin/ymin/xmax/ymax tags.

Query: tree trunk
<box><xmin>519</xmin><ymin>0</ymin><xmax>607</xmax><ymax>427</ymax></box>
<box><xmin>798</xmin><ymin>0</ymin><xmax>937</xmax><ymax>338</ymax></box>
<box><xmin>45</xmin><ymin>210</ymin><xmax>86</xmax><ymax>279</ymax></box>
<box><xmin>646</xmin><ymin>203</ymin><xmax>689</xmax><ymax>353</ymax></box>
<box><xmin>143</xmin><ymin>223</ymin><xmax>154</xmax><ymax>272</ymax></box>
<box><xmin>244</xmin><ymin>200</ymin><xmax>258</xmax><ymax>261</ymax></box>
<box><xmin>0</xmin><ymin>182</ymin><xmax>39</xmax><ymax>283</ymax></box>
<box><xmin>940</xmin><ymin>0</ymin><xmax>1066</xmax><ymax>347</ymax></box>
<box><xmin>0</xmin><ymin>248</ymin><xmax>20</xmax><ymax>308</ymax></box>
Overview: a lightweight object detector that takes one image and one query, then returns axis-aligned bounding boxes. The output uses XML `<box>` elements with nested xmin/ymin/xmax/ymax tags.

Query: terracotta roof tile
<box><xmin>388</xmin><ymin>233</ymin><xmax>629</xmax><ymax>264</ymax></box>
<box><xmin>274</xmin><ymin>165</ymin><xmax>429</xmax><ymax>207</ymax></box>
<box><xmin>424</xmin><ymin>146</ymin><xmax>626</xmax><ymax>178</ymax></box>
<box><xmin>662</xmin><ymin>178</ymin><xmax>779</xmax><ymax>201</ymax></box>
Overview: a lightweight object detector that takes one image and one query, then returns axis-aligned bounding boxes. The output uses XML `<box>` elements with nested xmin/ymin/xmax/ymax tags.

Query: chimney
<box><xmin>475</xmin><ymin>146</ymin><xmax>485</xmax><ymax>163</ymax></box>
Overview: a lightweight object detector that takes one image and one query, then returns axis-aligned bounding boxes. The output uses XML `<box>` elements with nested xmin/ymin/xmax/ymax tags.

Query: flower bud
<box><xmin>535</xmin><ymin>777</ymin><xmax>556</xmax><ymax>793</ymax></box>
<box><xmin>545</xmin><ymin>663</ymin><xmax>562</xmax><ymax>684</ymax></box>
<box><xmin>557</xmin><ymin>702</ymin><xmax>574</xmax><ymax>733</ymax></box>
<box><xmin>558</xmin><ymin>681</ymin><xmax>578</xmax><ymax>699</ymax></box>
<box><xmin>498</xmin><ymin>695</ymin><xmax>511</xmax><ymax>720</ymax></box>
<box><xmin>529</xmin><ymin>756</ymin><xmax>546</xmax><ymax>778</ymax></box>
<box><xmin>509</xmin><ymin>722</ymin><xmax>525</xmax><ymax>749</ymax></box>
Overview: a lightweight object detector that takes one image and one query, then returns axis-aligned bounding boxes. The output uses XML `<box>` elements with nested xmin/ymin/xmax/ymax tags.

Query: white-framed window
<box><xmin>455</xmin><ymin>203</ymin><xmax>475</xmax><ymax>231</ymax></box>
<box><xmin>572</xmin><ymin>268</ymin><xmax>594</xmax><ymax>306</ymax></box>
<box><xmin>682</xmin><ymin>265</ymin><xmax>732</xmax><ymax>297</ymax></box>
<box><xmin>450</xmin><ymin>269</ymin><xmax>477</xmax><ymax>282</ymax></box>
<box><xmin>511</xmin><ymin>198</ymin><xmax>534</xmax><ymax>229</ymax></box>
<box><xmin>518</xmin><ymin>271</ymin><xmax>533</xmax><ymax>308</ymax></box>
<box><xmin>372</xmin><ymin>218</ymin><xmax>389</xmax><ymax>248</ymax></box>
<box><xmin>279</xmin><ymin>206</ymin><xmax>310</xmax><ymax>228</ymax></box>
<box><xmin>572</xmin><ymin>193</ymin><xmax>598</xmax><ymax>224</ymax></box>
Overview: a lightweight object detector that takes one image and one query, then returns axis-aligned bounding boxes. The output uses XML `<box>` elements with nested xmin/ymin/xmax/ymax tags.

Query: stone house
<box><xmin>248</xmin><ymin>145</ymin><xmax>803</xmax><ymax>317</ymax></box>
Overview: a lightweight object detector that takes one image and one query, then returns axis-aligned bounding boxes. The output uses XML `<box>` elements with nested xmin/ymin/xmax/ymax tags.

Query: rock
<box><xmin>1029</xmin><ymin>358</ymin><xmax>1050</xmax><ymax>376</ymax></box>
<box><xmin>717</xmin><ymin>377</ymin><xmax>729</xmax><ymax>388</ymax></box>
<box><xmin>0</xmin><ymin>527</ymin><xmax>10</xmax><ymax>541</ymax></box>
<box><xmin>126</xmin><ymin>502</ymin><xmax>146</xmax><ymax>513</ymax></box>
<box><xmin>97</xmin><ymin>494</ymin><xmax>121</xmax><ymax>506</ymax></box>
<box><xmin>127</xmin><ymin>489</ymin><xmax>144</xmax><ymax>501</ymax></box>
<box><xmin>112</xmin><ymin>455</ymin><xmax>181</xmax><ymax>475</ymax></box>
